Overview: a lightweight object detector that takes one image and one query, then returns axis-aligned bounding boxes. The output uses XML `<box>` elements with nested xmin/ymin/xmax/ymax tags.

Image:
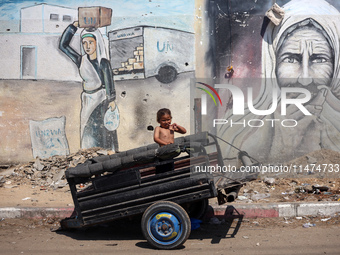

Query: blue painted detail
<box><xmin>84</xmin><ymin>17</ymin><xmax>97</xmax><ymax>25</ymax></box>
<box><xmin>157</xmin><ymin>41</ymin><xmax>165</xmax><ymax>52</ymax></box>
<box><xmin>157</xmin><ymin>41</ymin><xmax>173</xmax><ymax>52</ymax></box>
<box><xmin>147</xmin><ymin>211</ymin><xmax>182</xmax><ymax>246</ymax></box>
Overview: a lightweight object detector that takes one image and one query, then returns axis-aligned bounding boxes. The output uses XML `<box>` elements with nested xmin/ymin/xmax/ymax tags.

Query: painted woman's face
<box><xmin>276</xmin><ymin>26</ymin><xmax>334</xmax><ymax>93</ymax></box>
<box><xmin>82</xmin><ymin>37</ymin><xmax>96</xmax><ymax>56</ymax></box>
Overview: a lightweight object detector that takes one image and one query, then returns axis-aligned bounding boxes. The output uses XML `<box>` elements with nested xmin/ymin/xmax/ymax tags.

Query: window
<box><xmin>50</xmin><ymin>14</ymin><xmax>59</xmax><ymax>21</ymax></box>
<box><xmin>63</xmin><ymin>15</ymin><xmax>72</xmax><ymax>22</ymax></box>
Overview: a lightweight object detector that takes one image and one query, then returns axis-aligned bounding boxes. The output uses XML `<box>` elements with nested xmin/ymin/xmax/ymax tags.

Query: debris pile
<box><xmin>236</xmin><ymin>177</ymin><xmax>340</xmax><ymax>203</ymax></box>
<box><xmin>0</xmin><ymin>148</ymin><xmax>339</xmax><ymax>204</ymax></box>
<box><xmin>0</xmin><ymin>148</ymin><xmax>113</xmax><ymax>190</ymax></box>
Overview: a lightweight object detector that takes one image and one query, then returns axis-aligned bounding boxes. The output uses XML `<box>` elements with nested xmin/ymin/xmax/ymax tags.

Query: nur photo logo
<box><xmin>196</xmin><ymin>82</ymin><xmax>222</xmax><ymax>115</ymax></box>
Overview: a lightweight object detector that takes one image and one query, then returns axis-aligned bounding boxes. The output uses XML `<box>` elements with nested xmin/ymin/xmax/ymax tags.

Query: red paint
<box><xmin>207</xmin><ymin>207</ymin><xmax>279</xmax><ymax>219</ymax></box>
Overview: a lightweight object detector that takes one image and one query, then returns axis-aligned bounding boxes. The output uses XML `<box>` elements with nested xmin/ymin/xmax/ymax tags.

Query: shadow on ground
<box><xmin>56</xmin><ymin>205</ymin><xmax>243</xmax><ymax>250</ymax></box>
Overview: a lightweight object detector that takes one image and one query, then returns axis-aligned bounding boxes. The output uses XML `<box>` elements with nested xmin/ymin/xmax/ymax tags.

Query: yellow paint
<box><xmin>156</xmin><ymin>213</ymin><xmax>171</xmax><ymax>220</ymax></box>
<box><xmin>163</xmin><ymin>232</ymin><xmax>177</xmax><ymax>240</ymax></box>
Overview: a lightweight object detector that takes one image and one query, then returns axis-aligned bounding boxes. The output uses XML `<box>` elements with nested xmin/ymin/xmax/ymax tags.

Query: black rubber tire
<box><xmin>155</xmin><ymin>65</ymin><xmax>177</xmax><ymax>84</ymax></box>
<box><xmin>186</xmin><ymin>198</ymin><xmax>209</xmax><ymax>219</ymax></box>
<box><xmin>141</xmin><ymin>201</ymin><xmax>191</xmax><ymax>250</ymax></box>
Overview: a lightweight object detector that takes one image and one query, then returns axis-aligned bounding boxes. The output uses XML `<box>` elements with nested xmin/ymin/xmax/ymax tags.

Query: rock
<box><xmin>33</xmin><ymin>159</ymin><xmax>45</xmax><ymax>171</ymax></box>
<box><xmin>312</xmin><ymin>185</ymin><xmax>329</xmax><ymax>192</ymax></box>
<box><xmin>52</xmin><ymin>170</ymin><xmax>65</xmax><ymax>182</ymax></box>
<box><xmin>45</xmin><ymin>177</ymin><xmax>53</xmax><ymax>186</ymax></box>
<box><xmin>263</xmin><ymin>177</ymin><xmax>275</xmax><ymax>185</ymax></box>
<box><xmin>295</xmin><ymin>186</ymin><xmax>305</xmax><ymax>193</ymax></box>
<box><xmin>97</xmin><ymin>150</ymin><xmax>108</xmax><ymax>155</ymax></box>
<box><xmin>306</xmin><ymin>155</ymin><xmax>317</xmax><ymax>164</ymax></box>
<box><xmin>51</xmin><ymin>179</ymin><xmax>67</xmax><ymax>189</ymax></box>
<box><xmin>250</xmin><ymin>193</ymin><xmax>270</xmax><ymax>201</ymax></box>
<box><xmin>237</xmin><ymin>195</ymin><xmax>248</xmax><ymax>201</ymax></box>
<box><xmin>303</xmin><ymin>223</ymin><xmax>316</xmax><ymax>228</ymax></box>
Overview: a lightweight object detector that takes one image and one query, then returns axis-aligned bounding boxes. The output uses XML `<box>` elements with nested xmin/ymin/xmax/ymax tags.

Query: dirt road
<box><xmin>0</xmin><ymin>216</ymin><xmax>339</xmax><ymax>255</ymax></box>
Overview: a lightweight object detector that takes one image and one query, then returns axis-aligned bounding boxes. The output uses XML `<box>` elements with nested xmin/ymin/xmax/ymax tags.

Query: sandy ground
<box><xmin>0</xmin><ymin>184</ymin><xmax>73</xmax><ymax>207</ymax></box>
<box><xmin>0</xmin><ymin>215</ymin><xmax>339</xmax><ymax>255</ymax></box>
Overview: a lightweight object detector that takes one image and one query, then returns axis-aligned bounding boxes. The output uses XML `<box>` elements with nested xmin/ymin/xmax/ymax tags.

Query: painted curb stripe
<box><xmin>0</xmin><ymin>203</ymin><xmax>339</xmax><ymax>219</ymax></box>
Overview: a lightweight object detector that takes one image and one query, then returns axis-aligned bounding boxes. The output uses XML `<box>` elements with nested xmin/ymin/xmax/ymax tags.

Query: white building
<box><xmin>21</xmin><ymin>4</ymin><xmax>77</xmax><ymax>34</ymax></box>
<box><xmin>0</xmin><ymin>3</ymin><xmax>107</xmax><ymax>81</ymax></box>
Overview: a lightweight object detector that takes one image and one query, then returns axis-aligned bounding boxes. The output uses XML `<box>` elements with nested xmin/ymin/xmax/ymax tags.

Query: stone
<box><xmin>263</xmin><ymin>177</ymin><xmax>275</xmax><ymax>185</ymax></box>
<box><xmin>306</xmin><ymin>156</ymin><xmax>317</xmax><ymax>164</ymax></box>
<box><xmin>33</xmin><ymin>159</ymin><xmax>45</xmax><ymax>171</ymax></box>
<box><xmin>250</xmin><ymin>193</ymin><xmax>270</xmax><ymax>201</ymax></box>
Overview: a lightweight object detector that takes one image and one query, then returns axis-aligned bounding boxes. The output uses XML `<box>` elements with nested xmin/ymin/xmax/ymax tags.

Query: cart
<box><xmin>60</xmin><ymin>132</ymin><xmax>259</xmax><ymax>249</ymax></box>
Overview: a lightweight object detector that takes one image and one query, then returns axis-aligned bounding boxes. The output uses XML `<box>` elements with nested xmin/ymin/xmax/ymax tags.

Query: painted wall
<box><xmin>2</xmin><ymin>0</ymin><xmax>340</xmax><ymax>165</ymax></box>
<box><xmin>202</xmin><ymin>0</ymin><xmax>340</xmax><ymax>164</ymax></box>
<box><xmin>0</xmin><ymin>1</ymin><xmax>194</xmax><ymax>164</ymax></box>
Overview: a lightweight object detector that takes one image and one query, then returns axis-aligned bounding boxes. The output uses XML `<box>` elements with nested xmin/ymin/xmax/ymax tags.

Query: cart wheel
<box><xmin>156</xmin><ymin>65</ymin><xmax>177</xmax><ymax>84</ymax></box>
<box><xmin>141</xmin><ymin>201</ymin><xmax>191</xmax><ymax>250</ymax></box>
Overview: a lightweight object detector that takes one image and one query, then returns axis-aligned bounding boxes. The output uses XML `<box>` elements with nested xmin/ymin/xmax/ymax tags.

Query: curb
<box><xmin>0</xmin><ymin>207</ymin><xmax>74</xmax><ymax>219</ymax></box>
<box><xmin>209</xmin><ymin>201</ymin><xmax>340</xmax><ymax>218</ymax></box>
<box><xmin>1</xmin><ymin>202</ymin><xmax>339</xmax><ymax>220</ymax></box>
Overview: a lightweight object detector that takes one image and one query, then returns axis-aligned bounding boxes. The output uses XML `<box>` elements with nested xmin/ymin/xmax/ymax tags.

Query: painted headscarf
<box><xmin>80</xmin><ymin>28</ymin><xmax>108</xmax><ymax>64</ymax></box>
<box><xmin>218</xmin><ymin>0</ymin><xmax>340</xmax><ymax>161</ymax></box>
<box><xmin>262</xmin><ymin>0</ymin><xmax>340</xmax><ymax>100</ymax></box>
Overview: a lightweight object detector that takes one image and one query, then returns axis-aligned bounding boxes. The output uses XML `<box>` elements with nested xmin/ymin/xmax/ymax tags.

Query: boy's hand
<box><xmin>171</xmin><ymin>123</ymin><xmax>186</xmax><ymax>134</ymax></box>
<box><xmin>170</xmin><ymin>123</ymin><xmax>178</xmax><ymax>131</ymax></box>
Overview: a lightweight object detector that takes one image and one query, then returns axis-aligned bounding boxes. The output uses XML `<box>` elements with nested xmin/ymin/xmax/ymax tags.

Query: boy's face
<box><xmin>158</xmin><ymin>114</ymin><xmax>172</xmax><ymax>129</ymax></box>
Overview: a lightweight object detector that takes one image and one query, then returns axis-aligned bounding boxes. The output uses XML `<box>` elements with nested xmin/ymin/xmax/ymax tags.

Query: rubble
<box><xmin>263</xmin><ymin>177</ymin><xmax>275</xmax><ymax>186</ymax></box>
<box><xmin>0</xmin><ymin>147</ymin><xmax>340</xmax><ymax>205</ymax></box>
<box><xmin>0</xmin><ymin>147</ymin><xmax>109</xmax><ymax>190</ymax></box>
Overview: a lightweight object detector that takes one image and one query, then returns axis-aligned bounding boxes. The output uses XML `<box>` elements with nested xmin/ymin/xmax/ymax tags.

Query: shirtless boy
<box><xmin>154</xmin><ymin>108</ymin><xmax>186</xmax><ymax>146</ymax></box>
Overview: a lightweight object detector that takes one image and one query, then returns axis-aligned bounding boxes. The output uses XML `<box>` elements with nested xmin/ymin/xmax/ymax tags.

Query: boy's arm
<box><xmin>172</xmin><ymin>123</ymin><xmax>187</xmax><ymax>134</ymax></box>
<box><xmin>154</xmin><ymin>126</ymin><xmax>168</xmax><ymax>146</ymax></box>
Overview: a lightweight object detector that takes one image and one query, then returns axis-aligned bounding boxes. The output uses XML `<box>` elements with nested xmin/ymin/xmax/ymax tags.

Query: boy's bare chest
<box><xmin>160</xmin><ymin>128</ymin><xmax>174</xmax><ymax>138</ymax></box>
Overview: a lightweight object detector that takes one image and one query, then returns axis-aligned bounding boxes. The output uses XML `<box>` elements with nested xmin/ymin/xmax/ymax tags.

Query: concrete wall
<box><xmin>0</xmin><ymin>1</ymin><xmax>194</xmax><ymax>164</ymax></box>
<box><xmin>199</xmin><ymin>0</ymin><xmax>340</xmax><ymax>164</ymax></box>
<box><xmin>2</xmin><ymin>0</ymin><xmax>340</xmax><ymax>165</ymax></box>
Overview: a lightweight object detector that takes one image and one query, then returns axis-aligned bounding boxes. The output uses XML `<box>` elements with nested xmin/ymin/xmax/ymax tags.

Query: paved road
<box><xmin>1</xmin><ymin>216</ymin><xmax>339</xmax><ymax>255</ymax></box>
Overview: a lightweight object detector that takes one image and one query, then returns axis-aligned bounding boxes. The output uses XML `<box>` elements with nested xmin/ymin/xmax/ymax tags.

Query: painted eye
<box><xmin>282</xmin><ymin>57</ymin><xmax>298</xmax><ymax>63</ymax></box>
<box><xmin>311</xmin><ymin>58</ymin><xmax>327</xmax><ymax>63</ymax></box>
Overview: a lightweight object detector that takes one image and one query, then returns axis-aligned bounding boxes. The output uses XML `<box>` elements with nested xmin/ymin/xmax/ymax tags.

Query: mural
<box><xmin>211</xmin><ymin>0</ymin><xmax>340</xmax><ymax>163</ymax></box>
<box><xmin>4</xmin><ymin>0</ymin><xmax>340</xmax><ymax>164</ymax></box>
<box><xmin>29</xmin><ymin>116</ymin><xmax>70</xmax><ymax>158</ymax></box>
<box><xmin>0</xmin><ymin>0</ymin><xmax>194</xmax><ymax>163</ymax></box>
<box><xmin>59</xmin><ymin>10</ymin><xmax>119</xmax><ymax>151</ymax></box>
<box><xmin>109</xmin><ymin>26</ymin><xmax>194</xmax><ymax>83</ymax></box>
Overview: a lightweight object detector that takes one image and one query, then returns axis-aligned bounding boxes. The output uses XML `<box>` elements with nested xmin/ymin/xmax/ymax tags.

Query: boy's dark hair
<box><xmin>157</xmin><ymin>108</ymin><xmax>172</xmax><ymax>122</ymax></box>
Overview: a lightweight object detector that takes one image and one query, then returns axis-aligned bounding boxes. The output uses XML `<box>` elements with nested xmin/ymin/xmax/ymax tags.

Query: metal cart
<box><xmin>60</xmin><ymin>132</ymin><xmax>258</xmax><ymax>249</ymax></box>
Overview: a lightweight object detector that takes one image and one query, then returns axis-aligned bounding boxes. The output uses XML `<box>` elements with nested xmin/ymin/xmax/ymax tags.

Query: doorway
<box><xmin>21</xmin><ymin>46</ymin><xmax>37</xmax><ymax>79</ymax></box>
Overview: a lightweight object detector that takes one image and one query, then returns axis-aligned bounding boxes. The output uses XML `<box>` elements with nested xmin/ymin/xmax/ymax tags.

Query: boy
<box><xmin>154</xmin><ymin>108</ymin><xmax>186</xmax><ymax>146</ymax></box>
